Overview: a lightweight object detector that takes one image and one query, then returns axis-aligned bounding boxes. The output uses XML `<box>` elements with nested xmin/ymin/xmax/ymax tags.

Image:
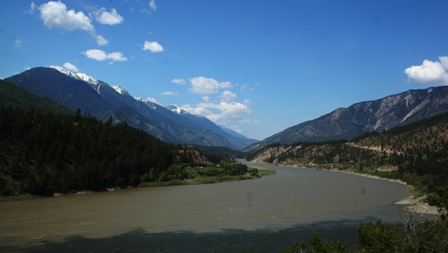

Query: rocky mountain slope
<box><xmin>4</xmin><ymin>67</ymin><xmax>257</xmax><ymax>150</ymax></box>
<box><xmin>247</xmin><ymin>86</ymin><xmax>448</xmax><ymax>151</ymax></box>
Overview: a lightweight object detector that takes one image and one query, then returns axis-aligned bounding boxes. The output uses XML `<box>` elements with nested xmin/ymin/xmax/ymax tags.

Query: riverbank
<box><xmin>0</xmin><ymin>166</ymin><xmax>276</xmax><ymax>202</ymax></box>
<box><xmin>255</xmin><ymin>161</ymin><xmax>441</xmax><ymax>215</ymax></box>
<box><xmin>321</xmin><ymin>168</ymin><xmax>441</xmax><ymax>215</ymax></box>
<box><xmin>139</xmin><ymin>167</ymin><xmax>276</xmax><ymax>187</ymax></box>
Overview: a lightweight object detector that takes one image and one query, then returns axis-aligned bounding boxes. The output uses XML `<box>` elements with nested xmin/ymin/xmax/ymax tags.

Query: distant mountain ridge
<box><xmin>247</xmin><ymin>86</ymin><xmax>448</xmax><ymax>151</ymax></box>
<box><xmin>5</xmin><ymin>67</ymin><xmax>258</xmax><ymax>150</ymax></box>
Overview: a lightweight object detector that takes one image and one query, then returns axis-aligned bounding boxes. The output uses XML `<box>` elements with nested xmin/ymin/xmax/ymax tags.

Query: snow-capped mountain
<box><xmin>6</xmin><ymin>67</ymin><xmax>258</xmax><ymax>150</ymax></box>
<box><xmin>50</xmin><ymin>66</ymin><xmax>100</xmax><ymax>87</ymax></box>
<box><xmin>111</xmin><ymin>85</ymin><xmax>129</xmax><ymax>95</ymax></box>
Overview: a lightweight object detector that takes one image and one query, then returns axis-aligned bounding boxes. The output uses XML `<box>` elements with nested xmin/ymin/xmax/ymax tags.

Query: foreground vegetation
<box><xmin>283</xmin><ymin>212</ymin><xmax>448</xmax><ymax>253</ymax></box>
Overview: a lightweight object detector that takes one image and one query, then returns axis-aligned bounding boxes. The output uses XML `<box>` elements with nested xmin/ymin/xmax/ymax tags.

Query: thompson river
<box><xmin>0</xmin><ymin>160</ymin><xmax>410</xmax><ymax>252</ymax></box>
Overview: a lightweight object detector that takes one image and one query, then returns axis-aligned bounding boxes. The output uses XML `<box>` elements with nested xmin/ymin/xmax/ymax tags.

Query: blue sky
<box><xmin>1</xmin><ymin>0</ymin><xmax>447</xmax><ymax>140</ymax></box>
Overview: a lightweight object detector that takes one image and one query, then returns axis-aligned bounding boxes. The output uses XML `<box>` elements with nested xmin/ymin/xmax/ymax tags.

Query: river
<box><xmin>0</xmin><ymin>160</ymin><xmax>410</xmax><ymax>252</ymax></box>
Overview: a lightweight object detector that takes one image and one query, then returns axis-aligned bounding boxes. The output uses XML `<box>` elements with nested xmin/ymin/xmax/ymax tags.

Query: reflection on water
<box><xmin>0</xmin><ymin>160</ymin><xmax>410</xmax><ymax>252</ymax></box>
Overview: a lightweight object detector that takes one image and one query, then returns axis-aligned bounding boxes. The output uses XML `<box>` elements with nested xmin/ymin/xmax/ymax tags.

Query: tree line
<box><xmin>0</xmin><ymin>106</ymin><xmax>204</xmax><ymax>196</ymax></box>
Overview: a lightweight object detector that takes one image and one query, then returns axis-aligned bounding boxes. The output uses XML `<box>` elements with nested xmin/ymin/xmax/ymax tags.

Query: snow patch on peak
<box><xmin>135</xmin><ymin>96</ymin><xmax>158</xmax><ymax>110</ymax></box>
<box><xmin>50</xmin><ymin>66</ymin><xmax>99</xmax><ymax>87</ymax></box>
<box><xmin>111</xmin><ymin>85</ymin><xmax>129</xmax><ymax>95</ymax></box>
<box><xmin>135</xmin><ymin>96</ymin><xmax>156</xmax><ymax>104</ymax></box>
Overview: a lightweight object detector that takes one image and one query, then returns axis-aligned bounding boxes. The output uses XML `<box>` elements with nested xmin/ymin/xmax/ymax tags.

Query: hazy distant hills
<box><xmin>247</xmin><ymin>86</ymin><xmax>448</xmax><ymax>152</ymax></box>
<box><xmin>4</xmin><ymin>67</ymin><xmax>258</xmax><ymax>150</ymax></box>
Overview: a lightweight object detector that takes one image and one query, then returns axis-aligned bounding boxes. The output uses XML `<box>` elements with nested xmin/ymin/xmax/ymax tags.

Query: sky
<box><xmin>1</xmin><ymin>0</ymin><xmax>447</xmax><ymax>140</ymax></box>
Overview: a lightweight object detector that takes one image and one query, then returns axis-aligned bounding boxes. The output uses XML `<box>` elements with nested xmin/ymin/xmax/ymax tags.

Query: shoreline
<box><xmin>0</xmin><ymin>167</ymin><xmax>276</xmax><ymax>203</ymax></box>
<box><xmin>253</xmin><ymin>160</ymin><xmax>441</xmax><ymax>215</ymax></box>
<box><xmin>321</xmin><ymin>168</ymin><xmax>441</xmax><ymax>215</ymax></box>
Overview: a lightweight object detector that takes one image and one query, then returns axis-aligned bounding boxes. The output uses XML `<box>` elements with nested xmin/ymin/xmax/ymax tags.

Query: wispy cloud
<box><xmin>143</xmin><ymin>41</ymin><xmax>164</xmax><ymax>53</ymax></box>
<box><xmin>171</xmin><ymin>78</ymin><xmax>186</xmax><ymax>85</ymax></box>
<box><xmin>405</xmin><ymin>56</ymin><xmax>448</xmax><ymax>85</ymax></box>
<box><xmin>149</xmin><ymin>0</ymin><xmax>157</xmax><ymax>11</ymax></box>
<box><xmin>84</xmin><ymin>49</ymin><xmax>128</xmax><ymax>62</ymax></box>
<box><xmin>14</xmin><ymin>39</ymin><xmax>23</xmax><ymax>48</ymax></box>
<box><xmin>161</xmin><ymin>91</ymin><xmax>178</xmax><ymax>96</ymax></box>
<box><xmin>37</xmin><ymin>1</ymin><xmax>108</xmax><ymax>46</ymax></box>
<box><xmin>27</xmin><ymin>2</ymin><xmax>37</xmax><ymax>14</ymax></box>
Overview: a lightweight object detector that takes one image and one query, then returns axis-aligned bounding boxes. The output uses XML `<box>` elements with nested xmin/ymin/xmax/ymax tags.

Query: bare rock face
<box><xmin>249</xmin><ymin>86</ymin><xmax>448</xmax><ymax>150</ymax></box>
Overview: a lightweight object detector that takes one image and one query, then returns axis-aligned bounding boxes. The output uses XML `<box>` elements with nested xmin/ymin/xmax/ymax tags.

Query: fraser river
<box><xmin>0</xmin><ymin>160</ymin><xmax>410</xmax><ymax>252</ymax></box>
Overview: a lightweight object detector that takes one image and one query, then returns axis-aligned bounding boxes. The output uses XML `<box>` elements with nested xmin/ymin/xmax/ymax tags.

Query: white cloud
<box><xmin>191</xmin><ymin>101</ymin><xmax>251</xmax><ymax>126</ymax></box>
<box><xmin>107</xmin><ymin>52</ymin><xmax>128</xmax><ymax>61</ymax></box>
<box><xmin>440</xmin><ymin>56</ymin><xmax>448</xmax><ymax>70</ymax></box>
<box><xmin>405</xmin><ymin>56</ymin><xmax>448</xmax><ymax>85</ymax></box>
<box><xmin>84</xmin><ymin>49</ymin><xmax>107</xmax><ymax>60</ymax></box>
<box><xmin>178</xmin><ymin>76</ymin><xmax>256</xmax><ymax>132</ymax></box>
<box><xmin>180</xmin><ymin>104</ymin><xmax>213</xmax><ymax>117</ymax></box>
<box><xmin>219</xmin><ymin>90</ymin><xmax>237</xmax><ymax>103</ymax></box>
<box><xmin>149</xmin><ymin>0</ymin><xmax>157</xmax><ymax>11</ymax></box>
<box><xmin>39</xmin><ymin>1</ymin><xmax>93</xmax><ymax>32</ymax></box>
<box><xmin>63</xmin><ymin>62</ymin><xmax>79</xmax><ymax>72</ymax></box>
<box><xmin>95</xmin><ymin>8</ymin><xmax>123</xmax><ymax>25</ymax></box>
<box><xmin>143</xmin><ymin>41</ymin><xmax>164</xmax><ymax>53</ymax></box>
<box><xmin>189</xmin><ymin>76</ymin><xmax>233</xmax><ymax>97</ymax></box>
<box><xmin>180</xmin><ymin>90</ymin><xmax>251</xmax><ymax>127</ymax></box>
<box><xmin>38</xmin><ymin>1</ymin><xmax>107</xmax><ymax>46</ymax></box>
<box><xmin>171</xmin><ymin>78</ymin><xmax>186</xmax><ymax>85</ymax></box>
<box><xmin>84</xmin><ymin>49</ymin><xmax>128</xmax><ymax>62</ymax></box>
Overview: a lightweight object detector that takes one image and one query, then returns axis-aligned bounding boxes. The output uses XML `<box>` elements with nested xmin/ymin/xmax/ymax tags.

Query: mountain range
<box><xmin>4</xmin><ymin>67</ymin><xmax>448</xmax><ymax>152</ymax></box>
<box><xmin>246</xmin><ymin>85</ymin><xmax>448</xmax><ymax>152</ymax></box>
<box><xmin>4</xmin><ymin>67</ymin><xmax>258</xmax><ymax>150</ymax></box>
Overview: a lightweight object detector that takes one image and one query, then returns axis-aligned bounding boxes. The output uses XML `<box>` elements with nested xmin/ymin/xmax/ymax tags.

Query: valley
<box><xmin>0</xmin><ymin>161</ymin><xmax>410</xmax><ymax>253</ymax></box>
<box><xmin>1</xmin><ymin>69</ymin><xmax>448</xmax><ymax>252</ymax></box>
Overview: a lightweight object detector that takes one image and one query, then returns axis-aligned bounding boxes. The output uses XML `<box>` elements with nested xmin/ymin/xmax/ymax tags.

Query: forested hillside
<box><xmin>0</xmin><ymin>79</ymin><xmax>73</xmax><ymax>115</ymax></box>
<box><xmin>0</xmin><ymin>106</ymin><xmax>210</xmax><ymax>196</ymax></box>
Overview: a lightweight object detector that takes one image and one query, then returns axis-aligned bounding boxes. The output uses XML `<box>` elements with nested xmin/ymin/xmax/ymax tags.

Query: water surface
<box><xmin>0</xmin><ymin>160</ymin><xmax>410</xmax><ymax>252</ymax></box>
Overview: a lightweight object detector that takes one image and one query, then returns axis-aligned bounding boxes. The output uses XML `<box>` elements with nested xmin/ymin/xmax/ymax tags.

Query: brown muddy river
<box><xmin>0</xmin><ymin>160</ymin><xmax>410</xmax><ymax>252</ymax></box>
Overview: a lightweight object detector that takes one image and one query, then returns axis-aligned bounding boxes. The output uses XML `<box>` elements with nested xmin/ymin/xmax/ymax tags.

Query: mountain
<box><xmin>4</xmin><ymin>67</ymin><xmax>257</xmax><ymax>150</ymax></box>
<box><xmin>166</xmin><ymin>105</ymin><xmax>259</xmax><ymax>149</ymax></box>
<box><xmin>246</xmin><ymin>86</ymin><xmax>448</xmax><ymax>152</ymax></box>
